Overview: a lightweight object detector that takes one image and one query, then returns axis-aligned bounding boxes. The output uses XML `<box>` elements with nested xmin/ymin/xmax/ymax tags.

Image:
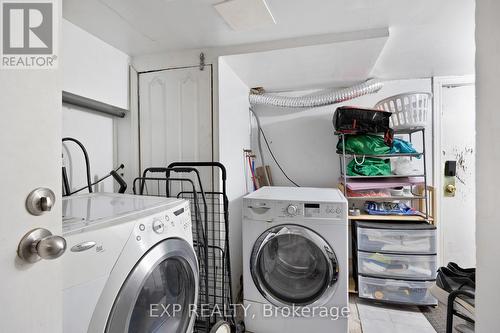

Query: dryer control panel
<box><xmin>304</xmin><ymin>202</ymin><xmax>344</xmax><ymax>218</ymax></box>
<box><xmin>245</xmin><ymin>199</ymin><xmax>344</xmax><ymax>221</ymax></box>
<box><xmin>133</xmin><ymin>201</ymin><xmax>192</xmax><ymax>245</ymax></box>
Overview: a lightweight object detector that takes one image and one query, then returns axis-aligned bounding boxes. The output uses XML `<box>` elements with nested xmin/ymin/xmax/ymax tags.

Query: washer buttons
<box><xmin>136</xmin><ymin>236</ymin><xmax>141</xmax><ymax>241</ymax></box>
<box><xmin>139</xmin><ymin>224</ymin><xmax>145</xmax><ymax>231</ymax></box>
<box><xmin>153</xmin><ymin>220</ymin><xmax>165</xmax><ymax>234</ymax></box>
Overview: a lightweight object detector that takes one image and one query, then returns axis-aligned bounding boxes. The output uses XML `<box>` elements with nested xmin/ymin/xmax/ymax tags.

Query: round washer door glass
<box><xmin>251</xmin><ymin>225</ymin><xmax>338</xmax><ymax>306</ymax></box>
<box><xmin>106</xmin><ymin>238</ymin><xmax>198</xmax><ymax>333</ymax></box>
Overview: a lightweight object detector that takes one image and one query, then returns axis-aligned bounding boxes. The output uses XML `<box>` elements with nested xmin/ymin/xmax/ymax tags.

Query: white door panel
<box><xmin>0</xmin><ymin>37</ymin><xmax>62</xmax><ymax>333</ymax></box>
<box><xmin>440</xmin><ymin>83</ymin><xmax>476</xmax><ymax>267</ymax></box>
<box><xmin>139</xmin><ymin>67</ymin><xmax>213</xmax><ymax>194</ymax></box>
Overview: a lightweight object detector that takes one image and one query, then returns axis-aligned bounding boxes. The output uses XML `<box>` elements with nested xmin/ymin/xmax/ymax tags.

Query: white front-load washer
<box><xmin>242</xmin><ymin>187</ymin><xmax>348</xmax><ymax>333</ymax></box>
<box><xmin>62</xmin><ymin>193</ymin><xmax>198</xmax><ymax>333</ymax></box>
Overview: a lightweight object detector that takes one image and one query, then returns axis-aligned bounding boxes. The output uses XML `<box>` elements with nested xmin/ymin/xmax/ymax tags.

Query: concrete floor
<box><xmin>349</xmin><ymin>295</ymin><xmax>436</xmax><ymax>333</ymax></box>
<box><xmin>238</xmin><ymin>295</ymin><xmax>438</xmax><ymax>332</ymax></box>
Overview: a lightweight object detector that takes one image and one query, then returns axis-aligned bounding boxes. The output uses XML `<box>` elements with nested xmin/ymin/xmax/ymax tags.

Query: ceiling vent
<box><xmin>214</xmin><ymin>0</ymin><xmax>276</xmax><ymax>31</ymax></box>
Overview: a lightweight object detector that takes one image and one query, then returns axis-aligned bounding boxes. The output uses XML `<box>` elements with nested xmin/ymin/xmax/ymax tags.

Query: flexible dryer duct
<box><xmin>248</xmin><ymin>79</ymin><xmax>383</xmax><ymax>108</ymax></box>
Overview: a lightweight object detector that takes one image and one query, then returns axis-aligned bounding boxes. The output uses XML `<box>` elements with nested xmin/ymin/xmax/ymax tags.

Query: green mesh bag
<box><xmin>347</xmin><ymin>157</ymin><xmax>391</xmax><ymax>176</ymax></box>
<box><xmin>337</xmin><ymin>134</ymin><xmax>390</xmax><ymax>155</ymax></box>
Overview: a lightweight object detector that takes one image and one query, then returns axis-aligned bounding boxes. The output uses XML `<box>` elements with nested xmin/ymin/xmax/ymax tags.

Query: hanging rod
<box><xmin>62</xmin><ymin>91</ymin><xmax>128</xmax><ymax>118</ymax></box>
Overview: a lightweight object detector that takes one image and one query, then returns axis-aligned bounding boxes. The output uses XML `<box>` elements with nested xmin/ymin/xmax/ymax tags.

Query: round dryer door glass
<box><xmin>106</xmin><ymin>238</ymin><xmax>198</xmax><ymax>333</ymax></box>
<box><xmin>128</xmin><ymin>257</ymin><xmax>194</xmax><ymax>332</ymax></box>
<box><xmin>251</xmin><ymin>225</ymin><xmax>338</xmax><ymax>307</ymax></box>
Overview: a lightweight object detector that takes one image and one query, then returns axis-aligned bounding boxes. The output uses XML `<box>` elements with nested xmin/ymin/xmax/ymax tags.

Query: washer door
<box><xmin>106</xmin><ymin>238</ymin><xmax>198</xmax><ymax>333</ymax></box>
<box><xmin>250</xmin><ymin>224</ymin><xmax>338</xmax><ymax>307</ymax></box>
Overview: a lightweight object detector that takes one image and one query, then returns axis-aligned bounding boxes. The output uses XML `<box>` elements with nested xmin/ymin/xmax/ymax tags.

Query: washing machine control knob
<box><xmin>286</xmin><ymin>204</ymin><xmax>298</xmax><ymax>216</ymax></box>
<box><xmin>152</xmin><ymin>220</ymin><xmax>165</xmax><ymax>234</ymax></box>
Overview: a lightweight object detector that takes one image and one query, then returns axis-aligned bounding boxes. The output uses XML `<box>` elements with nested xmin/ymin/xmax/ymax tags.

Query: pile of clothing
<box><xmin>337</xmin><ymin>134</ymin><xmax>419</xmax><ymax>176</ymax></box>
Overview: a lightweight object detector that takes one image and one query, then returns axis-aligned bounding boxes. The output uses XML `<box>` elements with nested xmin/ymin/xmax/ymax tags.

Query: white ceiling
<box><xmin>223</xmin><ymin>33</ymin><xmax>388</xmax><ymax>91</ymax></box>
<box><xmin>63</xmin><ymin>0</ymin><xmax>475</xmax><ymax>56</ymax></box>
<box><xmin>63</xmin><ymin>0</ymin><xmax>474</xmax><ymax>88</ymax></box>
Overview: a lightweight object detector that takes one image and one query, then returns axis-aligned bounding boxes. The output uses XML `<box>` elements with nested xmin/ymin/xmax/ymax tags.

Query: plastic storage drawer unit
<box><xmin>358</xmin><ymin>276</ymin><xmax>437</xmax><ymax>305</ymax></box>
<box><xmin>357</xmin><ymin>252</ymin><xmax>437</xmax><ymax>280</ymax></box>
<box><xmin>357</xmin><ymin>222</ymin><xmax>437</xmax><ymax>254</ymax></box>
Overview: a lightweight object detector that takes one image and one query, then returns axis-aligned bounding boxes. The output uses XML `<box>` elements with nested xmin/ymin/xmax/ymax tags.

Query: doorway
<box><xmin>138</xmin><ymin>65</ymin><xmax>214</xmax><ymax>192</ymax></box>
<box><xmin>433</xmin><ymin>76</ymin><xmax>476</xmax><ymax>267</ymax></box>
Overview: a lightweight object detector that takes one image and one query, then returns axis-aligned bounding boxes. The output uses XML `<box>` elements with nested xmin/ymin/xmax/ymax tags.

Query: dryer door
<box><xmin>250</xmin><ymin>224</ymin><xmax>339</xmax><ymax>307</ymax></box>
<box><xmin>106</xmin><ymin>238</ymin><xmax>198</xmax><ymax>333</ymax></box>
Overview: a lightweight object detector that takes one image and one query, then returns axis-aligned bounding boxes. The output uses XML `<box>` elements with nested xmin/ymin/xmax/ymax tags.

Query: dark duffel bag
<box><xmin>333</xmin><ymin>106</ymin><xmax>393</xmax><ymax>145</ymax></box>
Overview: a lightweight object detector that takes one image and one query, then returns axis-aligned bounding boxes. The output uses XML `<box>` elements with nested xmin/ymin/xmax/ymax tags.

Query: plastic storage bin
<box><xmin>358</xmin><ymin>276</ymin><xmax>437</xmax><ymax>305</ymax></box>
<box><xmin>357</xmin><ymin>223</ymin><xmax>436</xmax><ymax>254</ymax></box>
<box><xmin>357</xmin><ymin>252</ymin><xmax>437</xmax><ymax>280</ymax></box>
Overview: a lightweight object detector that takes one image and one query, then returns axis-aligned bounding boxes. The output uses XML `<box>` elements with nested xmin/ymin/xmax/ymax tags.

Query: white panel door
<box><xmin>0</xmin><ymin>14</ymin><xmax>62</xmax><ymax>333</ymax></box>
<box><xmin>440</xmin><ymin>83</ymin><xmax>476</xmax><ymax>267</ymax></box>
<box><xmin>139</xmin><ymin>66</ymin><xmax>213</xmax><ymax>194</ymax></box>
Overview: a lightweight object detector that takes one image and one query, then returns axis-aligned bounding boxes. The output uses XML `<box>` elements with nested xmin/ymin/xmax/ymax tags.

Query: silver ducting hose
<box><xmin>249</xmin><ymin>79</ymin><xmax>383</xmax><ymax>108</ymax></box>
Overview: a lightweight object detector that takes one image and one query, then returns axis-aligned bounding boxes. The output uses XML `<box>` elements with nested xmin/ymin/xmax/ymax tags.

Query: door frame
<box><xmin>432</xmin><ymin>75</ymin><xmax>475</xmax><ymax>266</ymax></box>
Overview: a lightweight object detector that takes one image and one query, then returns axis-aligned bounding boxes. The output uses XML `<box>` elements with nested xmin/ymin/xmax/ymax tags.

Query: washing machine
<box><xmin>242</xmin><ymin>187</ymin><xmax>348</xmax><ymax>333</ymax></box>
<box><xmin>62</xmin><ymin>193</ymin><xmax>198</xmax><ymax>333</ymax></box>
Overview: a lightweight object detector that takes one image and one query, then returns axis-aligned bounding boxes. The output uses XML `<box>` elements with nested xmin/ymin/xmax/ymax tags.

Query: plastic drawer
<box><xmin>357</xmin><ymin>227</ymin><xmax>436</xmax><ymax>254</ymax></box>
<box><xmin>358</xmin><ymin>252</ymin><xmax>437</xmax><ymax>280</ymax></box>
<box><xmin>358</xmin><ymin>276</ymin><xmax>437</xmax><ymax>305</ymax></box>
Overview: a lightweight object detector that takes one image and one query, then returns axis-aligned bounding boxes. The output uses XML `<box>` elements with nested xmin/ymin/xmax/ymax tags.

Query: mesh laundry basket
<box><xmin>374</xmin><ymin>92</ymin><xmax>432</xmax><ymax>129</ymax></box>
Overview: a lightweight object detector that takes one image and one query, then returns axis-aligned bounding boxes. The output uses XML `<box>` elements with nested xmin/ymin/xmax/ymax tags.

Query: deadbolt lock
<box><xmin>26</xmin><ymin>187</ymin><xmax>55</xmax><ymax>216</ymax></box>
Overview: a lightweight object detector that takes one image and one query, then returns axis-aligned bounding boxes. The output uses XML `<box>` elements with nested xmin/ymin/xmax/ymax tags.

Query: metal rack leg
<box><xmin>446</xmin><ymin>290</ymin><xmax>475</xmax><ymax>333</ymax></box>
<box><xmin>422</xmin><ymin>128</ymin><xmax>429</xmax><ymax>220</ymax></box>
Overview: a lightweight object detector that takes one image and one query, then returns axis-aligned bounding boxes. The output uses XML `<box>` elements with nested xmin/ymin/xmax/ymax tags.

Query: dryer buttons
<box><xmin>286</xmin><ymin>204</ymin><xmax>298</xmax><ymax>216</ymax></box>
<box><xmin>152</xmin><ymin>220</ymin><xmax>165</xmax><ymax>234</ymax></box>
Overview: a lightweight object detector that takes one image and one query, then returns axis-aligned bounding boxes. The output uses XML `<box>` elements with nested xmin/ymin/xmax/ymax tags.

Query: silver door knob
<box><xmin>18</xmin><ymin>228</ymin><xmax>67</xmax><ymax>263</ymax></box>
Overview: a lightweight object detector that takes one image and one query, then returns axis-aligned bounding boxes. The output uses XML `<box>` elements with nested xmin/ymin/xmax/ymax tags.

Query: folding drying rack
<box><xmin>132</xmin><ymin>162</ymin><xmax>242</xmax><ymax>333</ymax></box>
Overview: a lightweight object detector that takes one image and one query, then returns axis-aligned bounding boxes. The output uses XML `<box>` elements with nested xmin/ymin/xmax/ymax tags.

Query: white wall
<box><xmin>251</xmin><ymin>79</ymin><xmax>432</xmax><ymax>188</ymax></box>
<box><xmin>114</xmin><ymin>67</ymin><xmax>140</xmax><ymax>194</ymax></box>
<box><xmin>62</xmin><ymin>108</ymin><xmax>114</xmax><ymax>192</ymax></box>
<box><xmin>61</xmin><ymin>20</ymin><xmax>130</xmax><ymax>193</ymax></box>
<box><xmin>475</xmin><ymin>1</ymin><xmax>500</xmax><ymax>332</ymax></box>
<box><xmin>218</xmin><ymin>58</ymin><xmax>251</xmax><ymax>298</ymax></box>
<box><xmin>62</xmin><ymin>20</ymin><xmax>129</xmax><ymax>109</ymax></box>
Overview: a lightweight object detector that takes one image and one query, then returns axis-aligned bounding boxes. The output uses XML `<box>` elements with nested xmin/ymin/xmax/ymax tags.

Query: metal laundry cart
<box><xmin>133</xmin><ymin>162</ymin><xmax>242</xmax><ymax>333</ymax></box>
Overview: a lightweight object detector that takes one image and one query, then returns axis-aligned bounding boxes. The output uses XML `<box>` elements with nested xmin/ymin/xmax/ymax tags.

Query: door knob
<box><xmin>18</xmin><ymin>228</ymin><xmax>67</xmax><ymax>263</ymax></box>
<box><xmin>445</xmin><ymin>184</ymin><xmax>456</xmax><ymax>194</ymax></box>
<box><xmin>26</xmin><ymin>187</ymin><xmax>55</xmax><ymax>215</ymax></box>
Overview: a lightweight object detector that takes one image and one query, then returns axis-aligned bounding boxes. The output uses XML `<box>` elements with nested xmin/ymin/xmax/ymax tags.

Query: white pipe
<box><xmin>249</xmin><ymin>79</ymin><xmax>383</xmax><ymax>108</ymax></box>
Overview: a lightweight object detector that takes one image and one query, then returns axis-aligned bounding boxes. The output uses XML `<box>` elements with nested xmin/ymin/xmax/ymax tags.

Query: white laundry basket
<box><xmin>374</xmin><ymin>92</ymin><xmax>432</xmax><ymax>129</ymax></box>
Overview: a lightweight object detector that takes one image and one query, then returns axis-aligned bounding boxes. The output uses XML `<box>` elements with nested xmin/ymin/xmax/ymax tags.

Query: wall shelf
<box><xmin>347</xmin><ymin>195</ymin><xmax>425</xmax><ymax>201</ymax></box>
<box><xmin>335</xmin><ymin>126</ymin><xmax>425</xmax><ymax>136</ymax></box>
<box><xmin>348</xmin><ymin>214</ymin><xmax>433</xmax><ymax>222</ymax></box>
<box><xmin>342</xmin><ymin>174</ymin><xmax>425</xmax><ymax>179</ymax></box>
<box><xmin>336</xmin><ymin>151</ymin><xmax>423</xmax><ymax>158</ymax></box>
